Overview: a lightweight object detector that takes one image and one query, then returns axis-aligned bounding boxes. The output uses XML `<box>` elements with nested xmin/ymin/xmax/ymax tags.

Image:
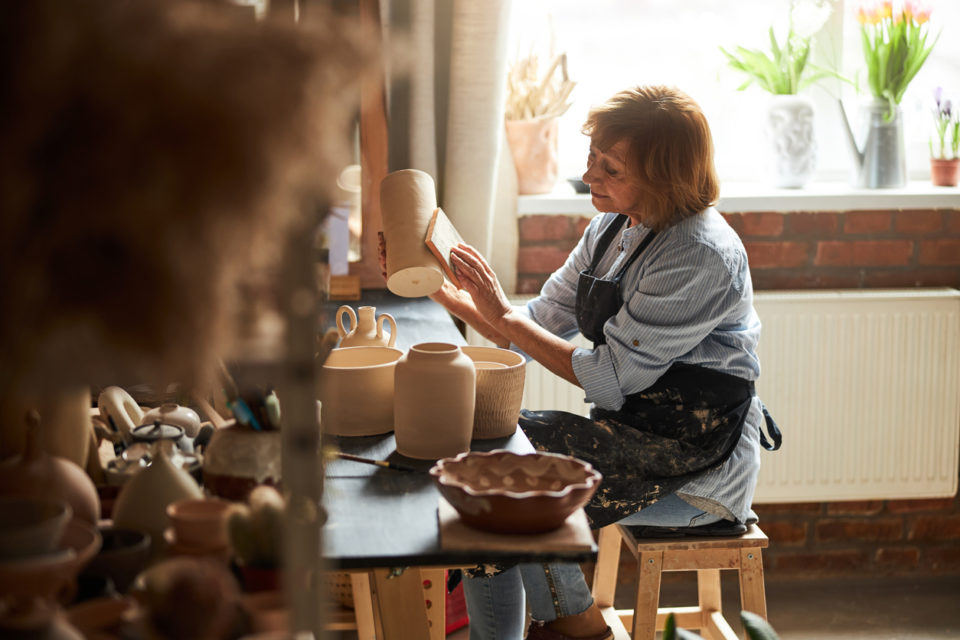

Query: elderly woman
<box><xmin>416</xmin><ymin>85</ymin><xmax>779</xmax><ymax>640</ymax></box>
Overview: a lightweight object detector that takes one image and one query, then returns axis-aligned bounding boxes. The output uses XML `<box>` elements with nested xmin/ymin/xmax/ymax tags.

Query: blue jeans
<box><xmin>461</xmin><ymin>493</ymin><xmax>721</xmax><ymax>640</ymax></box>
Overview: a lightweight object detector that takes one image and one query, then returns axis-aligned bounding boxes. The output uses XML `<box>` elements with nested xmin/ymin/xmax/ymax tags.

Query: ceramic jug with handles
<box><xmin>336</xmin><ymin>305</ymin><xmax>397</xmax><ymax>348</ymax></box>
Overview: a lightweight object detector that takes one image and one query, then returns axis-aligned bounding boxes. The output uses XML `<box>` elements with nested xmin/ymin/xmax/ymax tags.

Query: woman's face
<box><xmin>582</xmin><ymin>139</ymin><xmax>642</xmax><ymax>218</ymax></box>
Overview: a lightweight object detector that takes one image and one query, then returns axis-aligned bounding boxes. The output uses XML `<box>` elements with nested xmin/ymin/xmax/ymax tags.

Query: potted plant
<box><xmin>504</xmin><ymin>52</ymin><xmax>576</xmax><ymax>195</ymax></box>
<box><xmin>720</xmin><ymin>0</ymin><xmax>836</xmax><ymax>188</ymax></box>
<box><xmin>838</xmin><ymin>0</ymin><xmax>939</xmax><ymax>188</ymax></box>
<box><xmin>930</xmin><ymin>87</ymin><xmax>959</xmax><ymax>186</ymax></box>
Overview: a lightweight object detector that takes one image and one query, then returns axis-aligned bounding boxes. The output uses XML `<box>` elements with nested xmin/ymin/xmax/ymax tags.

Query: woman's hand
<box><xmin>450</xmin><ymin>243</ymin><xmax>512</xmax><ymax>324</ymax></box>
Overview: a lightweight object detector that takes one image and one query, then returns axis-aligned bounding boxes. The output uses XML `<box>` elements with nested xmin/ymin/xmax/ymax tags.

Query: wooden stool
<box><xmin>591</xmin><ymin>523</ymin><xmax>768</xmax><ymax>640</ymax></box>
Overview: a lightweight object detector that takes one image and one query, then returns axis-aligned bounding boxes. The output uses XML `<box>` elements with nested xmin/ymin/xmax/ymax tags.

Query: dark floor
<box><xmin>440</xmin><ymin>574</ymin><xmax>960</xmax><ymax>639</ymax></box>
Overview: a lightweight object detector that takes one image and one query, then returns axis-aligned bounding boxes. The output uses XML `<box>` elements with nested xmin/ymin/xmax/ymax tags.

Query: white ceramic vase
<box><xmin>336</xmin><ymin>305</ymin><xmax>397</xmax><ymax>348</ymax></box>
<box><xmin>393</xmin><ymin>343</ymin><xmax>475</xmax><ymax>460</ymax></box>
<box><xmin>766</xmin><ymin>94</ymin><xmax>817</xmax><ymax>188</ymax></box>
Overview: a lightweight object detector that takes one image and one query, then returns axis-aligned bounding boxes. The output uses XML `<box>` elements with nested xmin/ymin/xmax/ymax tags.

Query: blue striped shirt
<box><xmin>522</xmin><ymin>208</ymin><xmax>763</xmax><ymax>522</ymax></box>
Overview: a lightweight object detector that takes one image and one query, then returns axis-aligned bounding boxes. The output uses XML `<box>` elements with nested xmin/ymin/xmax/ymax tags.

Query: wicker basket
<box><xmin>321</xmin><ymin>571</ymin><xmax>355</xmax><ymax>609</ymax></box>
<box><xmin>460</xmin><ymin>346</ymin><xmax>526</xmax><ymax>439</ymax></box>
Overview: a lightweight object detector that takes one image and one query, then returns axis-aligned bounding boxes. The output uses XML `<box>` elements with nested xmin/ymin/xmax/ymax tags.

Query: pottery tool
<box><xmin>323</xmin><ymin>447</ymin><xmax>418</xmax><ymax>473</ymax></box>
<box><xmin>425</xmin><ymin>207</ymin><xmax>465</xmax><ymax>288</ymax></box>
<box><xmin>379</xmin><ymin>169</ymin><xmax>445</xmax><ymax>298</ymax></box>
<box><xmin>217</xmin><ymin>359</ymin><xmax>263</xmax><ymax>431</ymax></box>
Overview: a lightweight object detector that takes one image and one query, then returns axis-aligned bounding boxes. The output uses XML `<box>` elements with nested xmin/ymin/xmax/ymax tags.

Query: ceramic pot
<box><xmin>505</xmin><ymin>117</ymin><xmax>559</xmax><ymax>195</ymax></box>
<box><xmin>460</xmin><ymin>346</ymin><xmax>526</xmax><ymax>439</ymax></box>
<box><xmin>0</xmin><ymin>412</ymin><xmax>100</xmax><ymax>525</ymax></box>
<box><xmin>0</xmin><ymin>497</ymin><xmax>72</xmax><ymax>560</ymax></box>
<box><xmin>202</xmin><ymin>426</ymin><xmax>282</xmax><ymax>502</ymax></box>
<box><xmin>318</xmin><ymin>346</ymin><xmax>404</xmax><ymax>436</ymax></box>
<box><xmin>336</xmin><ymin>305</ymin><xmax>398</xmax><ymax>348</ymax></box>
<box><xmin>97</xmin><ymin>386</ymin><xmax>143</xmax><ymax>443</ymax></box>
<box><xmin>140</xmin><ymin>403</ymin><xmax>202</xmax><ymax>438</ymax></box>
<box><xmin>166</xmin><ymin>498</ymin><xmax>232</xmax><ymax>550</ymax></box>
<box><xmin>82</xmin><ymin>526</ymin><xmax>151</xmax><ymax>593</ymax></box>
<box><xmin>379</xmin><ymin>169</ymin><xmax>446</xmax><ymax>297</ymax></box>
<box><xmin>766</xmin><ymin>94</ymin><xmax>816</xmax><ymax>188</ymax></box>
<box><xmin>111</xmin><ymin>442</ymin><xmax>202</xmax><ymax>555</ymax></box>
<box><xmin>931</xmin><ymin>158</ymin><xmax>959</xmax><ymax>187</ymax></box>
<box><xmin>394</xmin><ymin>343</ymin><xmax>475</xmax><ymax>460</ymax></box>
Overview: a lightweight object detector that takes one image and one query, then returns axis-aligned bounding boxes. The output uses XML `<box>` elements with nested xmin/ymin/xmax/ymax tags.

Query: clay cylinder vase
<box><xmin>318</xmin><ymin>346</ymin><xmax>403</xmax><ymax>436</ymax></box>
<box><xmin>461</xmin><ymin>346</ymin><xmax>526</xmax><ymax>439</ymax></box>
<box><xmin>380</xmin><ymin>169</ymin><xmax>445</xmax><ymax>297</ymax></box>
<box><xmin>336</xmin><ymin>305</ymin><xmax>398</xmax><ymax>348</ymax></box>
<box><xmin>394</xmin><ymin>343</ymin><xmax>475</xmax><ymax>460</ymax></box>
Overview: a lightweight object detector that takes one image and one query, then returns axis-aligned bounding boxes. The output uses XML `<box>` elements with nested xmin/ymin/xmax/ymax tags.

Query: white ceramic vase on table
<box><xmin>766</xmin><ymin>94</ymin><xmax>817</xmax><ymax>188</ymax></box>
<box><xmin>336</xmin><ymin>305</ymin><xmax>397</xmax><ymax>348</ymax></box>
<box><xmin>393</xmin><ymin>343</ymin><xmax>475</xmax><ymax>460</ymax></box>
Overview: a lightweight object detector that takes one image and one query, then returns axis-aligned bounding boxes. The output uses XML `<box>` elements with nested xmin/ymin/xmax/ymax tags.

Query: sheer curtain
<box><xmin>386</xmin><ymin>0</ymin><xmax>518</xmax><ymax>292</ymax></box>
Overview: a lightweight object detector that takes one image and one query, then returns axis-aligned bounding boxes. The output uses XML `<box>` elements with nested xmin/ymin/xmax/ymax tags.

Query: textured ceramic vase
<box><xmin>394</xmin><ymin>343</ymin><xmax>475</xmax><ymax>460</ymax></box>
<box><xmin>202</xmin><ymin>426</ymin><xmax>282</xmax><ymax>502</ymax></box>
<box><xmin>112</xmin><ymin>441</ymin><xmax>202</xmax><ymax>555</ymax></box>
<box><xmin>505</xmin><ymin>117</ymin><xmax>559</xmax><ymax>195</ymax></box>
<box><xmin>460</xmin><ymin>346</ymin><xmax>526</xmax><ymax>440</ymax></box>
<box><xmin>336</xmin><ymin>305</ymin><xmax>397</xmax><ymax>348</ymax></box>
<box><xmin>0</xmin><ymin>411</ymin><xmax>100</xmax><ymax>525</ymax></box>
<box><xmin>766</xmin><ymin>94</ymin><xmax>816</xmax><ymax>189</ymax></box>
<box><xmin>318</xmin><ymin>346</ymin><xmax>403</xmax><ymax>436</ymax></box>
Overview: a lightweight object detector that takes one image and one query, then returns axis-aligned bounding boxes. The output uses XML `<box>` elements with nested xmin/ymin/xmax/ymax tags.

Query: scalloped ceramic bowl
<box><xmin>429</xmin><ymin>450</ymin><xmax>601</xmax><ymax>534</ymax></box>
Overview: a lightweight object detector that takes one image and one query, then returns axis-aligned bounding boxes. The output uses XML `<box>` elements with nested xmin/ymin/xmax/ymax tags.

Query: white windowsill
<box><xmin>518</xmin><ymin>181</ymin><xmax>960</xmax><ymax>215</ymax></box>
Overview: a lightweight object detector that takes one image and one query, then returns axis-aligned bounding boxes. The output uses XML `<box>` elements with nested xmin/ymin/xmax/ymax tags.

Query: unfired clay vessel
<box><xmin>97</xmin><ymin>386</ymin><xmax>143</xmax><ymax>443</ymax></box>
<box><xmin>394</xmin><ymin>343</ymin><xmax>475</xmax><ymax>460</ymax></box>
<box><xmin>111</xmin><ymin>441</ymin><xmax>202</xmax><ymax>555</ymax></box>
<box><xmin>318</xmin><ymin>346</ymin><xmax>403</xmax><ymax>436</ymax></box>
<box><xmin>0</xmin><ymin>412</ymin><xmax>100</xmax><ymax>525</ymax></box>
<box><xmin>337</xmin><ymin>305</ymin><xmax>397</xmax><ymax>348</ymax></box>
<box><xmin>380</xmin><ymin>169</ymin><xmax>445</xmax><ymax>297</ymax></box>
<box><xmin>461</xmin><ymin>346</ymin><xmax>526</xmax><ymax>440</ymax></box>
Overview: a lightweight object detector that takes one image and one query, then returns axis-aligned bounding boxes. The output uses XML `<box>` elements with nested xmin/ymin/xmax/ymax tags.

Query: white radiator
<box><xmin>465</xmin><ymin>289</ymin><xmax>960</xmax><ymax>503</ymax></box>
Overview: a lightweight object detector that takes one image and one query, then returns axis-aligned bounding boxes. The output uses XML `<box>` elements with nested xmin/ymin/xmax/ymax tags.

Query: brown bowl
<box><xmin>0</xmin><ymin>497</ymin><xmax>72</xmax><ymax>560</ymax></box>
<box><xmin>460</xmin><ymin>346</ymin><xmax>526</xmax><ymax>439</ymax></box>
<box><xmin>429</xmin><ymin>450</ymin><xmax>601</xmax><ymax>534</ymax></box>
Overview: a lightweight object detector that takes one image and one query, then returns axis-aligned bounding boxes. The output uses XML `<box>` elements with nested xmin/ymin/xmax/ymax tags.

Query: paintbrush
<box><xmin>323</xmin><ymin>447</ymin><xmax>419</xmax><ymax>473</ymax></box>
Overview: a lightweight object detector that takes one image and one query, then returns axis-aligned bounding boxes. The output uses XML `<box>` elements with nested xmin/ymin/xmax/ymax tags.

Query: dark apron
<box><xmin>519</xmin><ymin>214</ymin><xmax>781</xmax><ymax>529</ymax></box>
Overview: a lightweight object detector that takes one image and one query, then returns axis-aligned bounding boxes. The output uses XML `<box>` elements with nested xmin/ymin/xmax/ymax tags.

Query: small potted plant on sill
<box><xmin>720</xmin><ymin>0</ymin><xmax>838</xmax><ymax>189</ymax></box>
<box><xmin>930</xmin><ymin>87</ymin><xmax>959</xmax><ymax>186</ymax></box>
<box><xmin>504</xmin><ymin>51</ymin><xmax>576</xmax><ymax>195</ymax></box>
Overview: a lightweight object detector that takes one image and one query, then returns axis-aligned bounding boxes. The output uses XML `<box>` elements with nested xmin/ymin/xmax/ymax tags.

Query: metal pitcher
<box><xmin>838</xmin><ymin>99</ymin><xmax>907</xmax><ymax>189</ymax></box>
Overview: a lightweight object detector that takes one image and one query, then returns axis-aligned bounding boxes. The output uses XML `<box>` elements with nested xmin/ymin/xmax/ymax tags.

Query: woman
<box><xmin>390</xmin><ymin>85</ymin><xmax>779</xmax><ymax>640</ymax></box>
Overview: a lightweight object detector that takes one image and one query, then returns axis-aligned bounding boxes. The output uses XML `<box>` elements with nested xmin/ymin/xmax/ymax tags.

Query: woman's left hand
<box><xmin>450</xmin><ymin>244</ymin><xmax>512</xmax><ymax>324</ymax></box>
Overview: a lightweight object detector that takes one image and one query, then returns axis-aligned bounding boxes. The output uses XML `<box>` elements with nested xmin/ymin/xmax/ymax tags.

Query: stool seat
<box><xmin>591</xmin><ymin>523</ymin><xmax>769</xmax><ymax>640</ymax></box>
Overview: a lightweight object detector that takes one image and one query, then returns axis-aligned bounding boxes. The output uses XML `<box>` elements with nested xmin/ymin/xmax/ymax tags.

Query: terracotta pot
<box><xmin>318</xmin><ymin>346</ymin><xmax>403</xmax><ymax>436</ymax></box>
<box><xmin>111</xmin><ymin>442</ymin><xmax>202</xmax><ymax>555</ymax></box>
<box><xmin>0</xmin><ymin>412</ymin><xmax>100</xmax><ymax>526</ymax></box>
<box><xmin>460</xmin><ymin>346</ymin><xmax>526</xmax><ymax>440</ymax></box>
<box><xmin>379</xmin><ymin>169</ymin><xmax>446</xmax><ymax>297</ymax></box>
<box><xmin>166</xmin><ymin>497</ymin><xmax>232</xmax><ymax>550</ymax></box>
<box><xmin>394</xmin><ymin>343</ymin><xmax>475</xmax><ymax>460</ymax></box>
<box><xmin>931</xmin><ymin>157</ymin><xmax>960</xmax><ymax>187</ymax></box>
<box><xmin>336</xmin><ymin>305</ymin><xmax>398</xmax><ymax>348</ymax></box>
<box><xmin>202</xmin><ymin>426</ymin><xmax>282</xmax><ymax>502</ymax></box>
<box><xmin>505</xmin><ymin>117</ymin><xmax>559</xmax><ymax>195</ymax></box>
<box><xmin>239</xmin><ymin>564</ymin><xmax>281</xmax><ymax>593</ymax></box>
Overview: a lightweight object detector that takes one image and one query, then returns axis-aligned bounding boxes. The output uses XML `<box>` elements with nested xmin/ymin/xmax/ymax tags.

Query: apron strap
<box><xmin>585</xmin><ymin>214</ymin><xmax>629</xmax><ymax>274</ymax></box>
<box><xmin>759</xmin><ymin>401</ymin><xmax>782</xmax><ymax>451</ymax></box>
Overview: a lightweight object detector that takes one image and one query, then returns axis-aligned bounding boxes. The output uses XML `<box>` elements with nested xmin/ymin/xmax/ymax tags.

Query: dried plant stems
<box><xmin>505</xmin><ymin>52</ymin><xmax>575</xmax><ymax>121</ymax></box>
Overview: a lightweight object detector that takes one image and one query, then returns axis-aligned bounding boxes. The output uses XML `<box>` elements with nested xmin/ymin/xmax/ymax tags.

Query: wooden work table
<box><xmin>319</xmin><ymin>290</ymin><xmax>597</xmax><ymax>639</ymax></box>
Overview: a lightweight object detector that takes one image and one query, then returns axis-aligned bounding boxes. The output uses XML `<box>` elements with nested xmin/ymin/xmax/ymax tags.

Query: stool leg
<box><xmin>591</xmin><ymin>526</ymin><xmax>621</xmax><ymax>608</ymax></box>
<box><xmin>632</xmin><ymin>551</ymin><xmax>662</xmax><ymax>640</ymax></box>
<box><xmin>697</xmin><ymin>569</ymin><xmax>723</xmax><ymax>640</ymax></box>
<box><xmin>738</xmin><ymin>548</ymin><xmax>767</xmax><ymax>620</ymax></box>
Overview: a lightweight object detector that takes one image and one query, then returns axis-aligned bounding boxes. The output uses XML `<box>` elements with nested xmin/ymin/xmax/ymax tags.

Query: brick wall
<box><xmin>517</xmin><ymin>207</ymin><xmax>960</xmax><ymax>577</ymax></box>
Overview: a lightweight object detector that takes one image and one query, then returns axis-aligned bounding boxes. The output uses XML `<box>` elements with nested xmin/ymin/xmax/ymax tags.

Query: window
<box><xmin>507</xmin><ymin>0</ymin><xmax>960</xmax><ymax>185</ymax></box>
